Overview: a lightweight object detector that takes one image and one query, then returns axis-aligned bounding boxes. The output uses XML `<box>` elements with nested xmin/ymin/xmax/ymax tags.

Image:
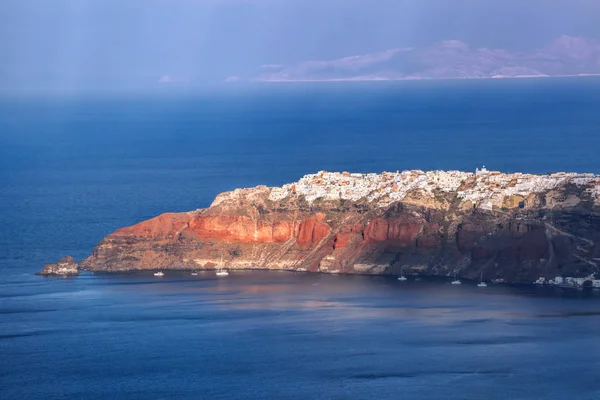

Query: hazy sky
<box><xmin>2</xmin><ymin>0</ymin><xmax>600</xmax><ymax>90</ymax></box>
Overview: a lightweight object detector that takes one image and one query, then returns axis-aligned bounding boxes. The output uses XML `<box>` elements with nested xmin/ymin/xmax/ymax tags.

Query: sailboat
<box><xmin>215</xmin><ymin>255</ymin><xmax>229</xmax><ymax>276</ymax></box>
<box><xmin>451</xmin><ymin>271</ymin><xmax>461</xmax><ymax>285</ymax></box>
<box><xmin>398</xmin><ymin>266</ymin><xmax>407</xmax><ymax>281</ymax></box>
<box><xmin>477</xmin><ymin>271</ymin><xmax>488</xmax><ymax>287</ymax></box>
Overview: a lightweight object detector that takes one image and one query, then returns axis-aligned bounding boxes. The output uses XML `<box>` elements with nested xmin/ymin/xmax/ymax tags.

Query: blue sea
<box><xmin>2</xmin><ymin>78</ymin><xmax>600</xmax><ymax>399</ymax></box>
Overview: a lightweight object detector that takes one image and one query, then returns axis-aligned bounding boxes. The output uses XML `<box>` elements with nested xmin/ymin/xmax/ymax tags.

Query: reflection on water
<box><xmin>3</xmin><ymin>271</ymin><xmax>600</xmax><ymax>400</ymax></box>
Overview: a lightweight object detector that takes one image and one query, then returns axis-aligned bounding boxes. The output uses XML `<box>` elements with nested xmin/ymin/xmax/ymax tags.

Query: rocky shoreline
<box><xmin>41</xmin><ymin>169</ymin><xmax>600</xmax><ymax>283</ymax></box>
<box><xmin>37</xmin><ymin>256</ymin><xmax>79</xmax><ymax>276</ymax></box>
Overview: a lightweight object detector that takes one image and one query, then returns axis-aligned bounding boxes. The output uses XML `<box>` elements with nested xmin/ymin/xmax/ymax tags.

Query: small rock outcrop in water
<box><xmin>38</xmin><ymin>256</ymin><xmax>79</xmax><ymax>276</ymax></box>
<box><xmin>57</xmin><ymin>169</ymin><xmax>600</xmax><ymax>283</ymax></box>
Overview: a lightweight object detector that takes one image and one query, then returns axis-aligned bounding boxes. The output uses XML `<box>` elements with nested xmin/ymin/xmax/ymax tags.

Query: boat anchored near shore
<box><xmin>451</xmin><ymin>271</ymin><xmax>461</xmax><ymax>285</ymax></box>
<box><xmin>215</xmin><ymin>255</ymin><xmax>229</xmax><ymax>276</ymax></box>
<box><xmin>477</xmin><ymin>272</ymin><xmax>488</xmax><ymax>287</ymax></box>
<box><xmin>398</xmin><ymin>267</ymin><xmax>407</xmax><ymax>281</ymax></box>
<box><xmin>154</xmin><ymin>271</ymin><xmax>164</xmax><ymax>277</ymax></box>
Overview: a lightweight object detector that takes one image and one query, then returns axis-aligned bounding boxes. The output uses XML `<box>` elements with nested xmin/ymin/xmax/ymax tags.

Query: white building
<box><xmin>553</xmin><ymin>277</ymin><xmax>564</xmax><ymax>285</ymax></box>
<box><xmin>534</xmin><ymin>277</ymin><xmax>545</xmax><ymax>285</ymax></box>
<box><xmin>573</xmin><ymin>278</ymin><xmax>587</xmax><ymax>286</ymax></box>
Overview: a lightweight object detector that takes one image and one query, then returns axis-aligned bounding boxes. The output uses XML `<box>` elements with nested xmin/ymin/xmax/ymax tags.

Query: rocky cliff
<box><xmin>38</xmin><ymin>256</ymin><xmax>80</xmax><ymax>276</ymax></box>
<box><xmin>76</xmin><ymin>169</ymin><xmax>600</xmax><ymax>283</ymax></box>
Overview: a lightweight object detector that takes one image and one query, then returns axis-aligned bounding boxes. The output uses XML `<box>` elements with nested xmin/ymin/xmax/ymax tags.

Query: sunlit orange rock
<box><xmin>364</xmin><ymin>218</ymin><xmax>419</xmax><ymax>245</ymax></box>
<box><xmin>113</xmin><ymin>213</ymin><xmax>190</xmax><ymax>238</ymax></box>
<box><xmin>297</xmin><ymin>216</ymin><xmax>331</xmax><ymax>246</ymax></box>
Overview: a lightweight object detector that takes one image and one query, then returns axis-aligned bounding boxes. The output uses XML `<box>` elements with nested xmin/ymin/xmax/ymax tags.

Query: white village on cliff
<box><xmin>269</xmin><ymin>167</ymin><xmax>600</xmax><ymax>210</ymax></box>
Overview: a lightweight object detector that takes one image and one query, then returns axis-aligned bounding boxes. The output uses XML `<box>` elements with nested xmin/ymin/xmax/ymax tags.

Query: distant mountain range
<box><xmin>248</xmin><ymin>36</ymin><xmax>600</xmax><ymax>82</ymax></box>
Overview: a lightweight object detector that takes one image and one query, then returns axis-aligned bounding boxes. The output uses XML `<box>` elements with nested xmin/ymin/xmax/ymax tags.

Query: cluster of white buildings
<box><xmin>268</xmin><ymin>169</ymin><xmax>468</xmax><ymax>206</ymax></box>
<box><xmin>535</xmin><ymin>276</ymin><xmax>600</xmax><ymax>288</ymax></box>
<box><xmin>458</xmin><ymin>170</ymin><xmax>596</xmax><ymax>210</ymax></box>
<box><xmin>268</xmin><ymin>168</ymin><xmax>600</xmax><ymax>209</ymax></box>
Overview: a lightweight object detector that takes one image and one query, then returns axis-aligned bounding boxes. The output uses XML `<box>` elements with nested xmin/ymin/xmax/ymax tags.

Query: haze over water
<box><xmin>2</xmin><ymin>79</ymin><xmax>600</xmax><ymax>399</ymax></box>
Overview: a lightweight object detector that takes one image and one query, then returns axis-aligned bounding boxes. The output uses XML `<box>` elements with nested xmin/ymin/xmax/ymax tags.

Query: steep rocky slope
<box><xmin>75</xmin><ymin>169</ymin><xmax>600</xmax><ymax>283</ymax></box>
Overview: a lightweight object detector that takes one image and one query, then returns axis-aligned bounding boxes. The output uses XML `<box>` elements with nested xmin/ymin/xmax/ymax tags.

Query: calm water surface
<box><xmin>2</xmin><ymin>79</ymin><xmax>600</xmax><ymax>399</ymax></box>
<box><xmin>3</xmin><ymin>272</ymin><xmax>600</xmax><ymax>399</ymax></box>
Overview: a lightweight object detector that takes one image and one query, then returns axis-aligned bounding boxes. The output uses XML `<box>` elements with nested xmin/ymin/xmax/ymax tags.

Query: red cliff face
<box><xmin>297</xmin><ymin>214</ymin><xmax>331</xmax><ymax>246</ymax></box>
<box><xmin>333</xmin><ymin>224</ymin><xmax>364</xmax><ymax>249</ymax></box>
<box><xmin>364</xmin><ymin>218</ymin><xmax>420</xmax><ymax>246</ymax></box>
<box><xmin>185</xmin><ymin>214</ymin><xmax>333</xmax><ymax>245</ymax></box>
<box><xmin>187</xmin><ymin>215</ymin><xmax>294</xmax><ymax>243</ymax></box>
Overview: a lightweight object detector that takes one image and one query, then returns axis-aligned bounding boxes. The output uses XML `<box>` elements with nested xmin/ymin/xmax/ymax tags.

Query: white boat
<box><xmin>154</xmin><ymin>271</ymin><xmax>164</xmax><ymax>277</ymax></box>
<box><xmin>398</xmin><ymin>267</ymin><xmax>407</xmax><ymax>281</ymax></box>
<box><xmin>491</xmin><ymin>278</ymin><xmax>505</xmax><ymax>284</ymax></box>
<box><xmin>451</xmin><ymin>271</ymin><xmax>461</xmax><ymax>285</ymax></box>
<box><xmin>477</xmin><ymin>272</ymin><xmax>488</xmax><ymax>287</ymax></box>
<box><xmin>215</xmin><ymin>255</ymin><xmax>229</xmax><ymax>276</ymax></box>
<box><xmin>191</xmin><ymin>272</ymin><xmax>198</xmax><ymax>276</ymax></box>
